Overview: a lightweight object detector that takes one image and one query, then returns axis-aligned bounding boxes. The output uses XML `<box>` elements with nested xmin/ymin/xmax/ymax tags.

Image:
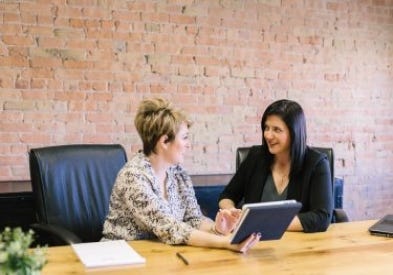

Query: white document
<box><xmin>71</xmin><ymin>240</ymin><xmax>146</xmax><ymax>268</ymax></box>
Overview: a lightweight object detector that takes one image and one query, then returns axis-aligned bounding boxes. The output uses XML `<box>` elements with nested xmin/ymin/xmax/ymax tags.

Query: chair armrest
<box><xmin>333</xmin><ymin>208</ymin><xmax>349</xmax><ymax>223</ymax></box>
<box><xmin>30</xmin><ymin>223</ymin><xmax>82</xmax><ymax>246</ymax></box>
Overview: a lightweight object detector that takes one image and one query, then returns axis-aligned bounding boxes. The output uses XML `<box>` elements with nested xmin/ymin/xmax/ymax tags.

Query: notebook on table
<box><xmin>71</xmin><ymin>240</ymin><xmax>146</xmax><ymax>269</ymax></box>
<box><xmin>368</xmin><ymin>214</ymin><xmax>393</xmax><ymax>238</ymax></box>
<box><xmin>230</xmin><ymin>200</ymin><xmax>302</xmax><ymax>244</ymax></box>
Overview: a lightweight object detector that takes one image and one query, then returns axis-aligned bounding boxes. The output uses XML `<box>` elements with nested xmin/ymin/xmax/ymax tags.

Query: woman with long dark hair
<box><xmin>219</xmin><ymin>99</ymin><xmax>333</xmax><ymax>232</ymax></box>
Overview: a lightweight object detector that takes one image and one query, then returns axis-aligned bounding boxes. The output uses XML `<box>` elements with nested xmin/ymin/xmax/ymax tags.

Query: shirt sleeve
<box><xmin>218</xmin><ymin>147</ymin><xmax>258</xmax><ymax>205</ymax></box>
<box><xmin>118</xmin><ymin>170</ymin><xmax>197</xmax><ymax>245</ymax></box>
<box><xmin>297</xmin><ymin>157</ymin><xmax>334</xmax><ymax>232</ymax></box>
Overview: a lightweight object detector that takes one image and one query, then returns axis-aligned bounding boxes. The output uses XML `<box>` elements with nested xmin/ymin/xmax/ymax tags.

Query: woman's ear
<box><xmin>157</xmin><ymin>135</ymin><xmax>170</xmax><ymax>150</ymax></box>
<box><xmin>160</xmin><ymin>134</ymin><xmax>170</xmax><ymax>143</ymax></box>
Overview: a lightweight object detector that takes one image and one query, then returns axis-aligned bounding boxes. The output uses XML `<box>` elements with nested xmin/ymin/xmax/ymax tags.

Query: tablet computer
<box><xmin>230</xmin><ymin>200</ymin><xmax>302</xmax><ymax>244</ymax></box>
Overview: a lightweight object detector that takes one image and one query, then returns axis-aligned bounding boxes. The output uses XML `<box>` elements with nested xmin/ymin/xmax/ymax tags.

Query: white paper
<box><xmin>71</xmin><ymin>240</ymin><xmax>146</xmax><ymax>268</ymax></box>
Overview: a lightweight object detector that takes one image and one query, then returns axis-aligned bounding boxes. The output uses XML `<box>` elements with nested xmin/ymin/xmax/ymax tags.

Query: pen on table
<box><xmin>176</xmin><ymin>252</ymin><xmax>189</xmax><ymax>265</ymax></box>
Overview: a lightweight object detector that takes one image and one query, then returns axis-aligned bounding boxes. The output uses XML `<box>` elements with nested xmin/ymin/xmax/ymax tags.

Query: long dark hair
<box><xmin>260</xmin><ymin>99</ymin><xmax>307</xmax><ymax>177</ymax></box>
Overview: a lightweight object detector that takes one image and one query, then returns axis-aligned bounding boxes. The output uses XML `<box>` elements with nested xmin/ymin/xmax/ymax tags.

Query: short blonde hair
<box><xmin>134</xmin><ymin>98</ymin><xmax>192</xmax><ymax>155</ymax></box>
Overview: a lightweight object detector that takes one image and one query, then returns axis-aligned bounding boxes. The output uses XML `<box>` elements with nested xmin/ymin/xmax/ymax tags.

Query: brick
<box><xmin>195</xmin><ymin>56</ymin><xmax>221</xmax><ymax>66</ymax></box>
<box><xmin>86</xmin><ymin>29</ymin><xmax>112</xmax><ymax>39</ymax></box>
<box><xmin>2</xmin><ymin>35</ymin><xmax>34</xmax><ymax>46</ymax></box>
<box><xmin>63</xmin><ymin>60</ymin><xmax>93</xmax><ymax>69</ymax></box>
<box><xmin>37</xmin><ymin>37</ymin><xmax>65</xmax><ymax>48</ymax></box>
<box><xmin>29</xmin><ymin>48</ymin><xmax>86</xmax><ymax>61</ymax></box>
<box><xmin>0</xmin><ymin>67</ymin><xmax>20</xmax><ymax>88</ymax></box>
<box><xmin>0</xmin><ymin>23</ymin><xmax>22</xmax><ymax>34</ymax></box>
<box><xmin>84</xmin><ymin>19</ymin><xmax>101</xmax><ymax>29</ymax></box>
<box><xmin>177</xmin><ymin>65</ymin><xmax>203</xmax><ymax>76</ymax></box>
<box><xmin>142</xmin><ymin>12</ymin><xmax>169</xmax><ymax>22</ymax></box>
<box><xmin>20</xmin><ymin>133</ymin><xmax>51</xmax><ymax>144</ymax></box>
<box><xmin>37</xmin><ymin>15</ymin><xmax>54</xmax><ymax>25</ymax></box>
<box><xmin>30</xmin><ymin>57</ymin><xmax>63</xmax><ymax>68</ymax></box>
<box><xmin>0</xmin><ymin>122</ymin><xmax>33</xmax><ymax>132</ymax></box>
<box><xmin>66</xmin><ymin>39</ymin><xmax>97</xmax><ymax>49</ymax></box>
<box><xmin>15</xmin><ymin>78</ymin><xmax>29</xmax><ymax>89</ymax></box>
<box><xmin>53</xmin><ymin>28</ymin><xmax>85</xmax><ymax>39</ymax></box>
<box><xmin>112</xmin><ymin>10</ymin><xmax>141</xmax><ymax>22</ymax></box>
<box><xmin>230</xmin><ymin>66</ymin><xmax>255</xmax><ymax>78</ymax></box>
<box><xmin>87</xmin><ymin>92</ymin><xmax>112</xmax><ymax>101</ymax></box>
<box><xmin>0</xmin><ymin>132</ymin><xmax>20</xmax><ymax>144</ymax></box>
<box><xmin>83</xmin><ymin>135</ymin><xmax>112</xmax><ymax>144</ymax></box>
<box><xmin>3</xmin><ymin>101</ymin><xmax>35</xmax><ymax>111</ymax></box>
<box><xmin>3</xmin><ymin>12</ymin><xmax>20</xmax><ymax>22</ymax></box>
<box><xmin>67</xmin><ymin>0</ymin><xmax>97</xmax><ymax>6</ymax></box>
<box><xmin>21</xmin><ymin>12</ymin><xmax>37</xmax><ymax>24</ymax></box>
<box><xmin>127</xmin><ymin>1</ymin><xmax>155</xmax><ymax>11</ymax></box>
<box><xmin>0</xmin><ymin>2</ymin><xmax>19</xmax><ymax>11</ymax></box>
<box><xmin>82</xmin><ymin>7</ymin><xmax>111</xmax><ymax>19</ymax></box>
<box><xmin>170</xmin><ymin>14</ymin><xmax>195</xmax><ymax>24</ymax></box>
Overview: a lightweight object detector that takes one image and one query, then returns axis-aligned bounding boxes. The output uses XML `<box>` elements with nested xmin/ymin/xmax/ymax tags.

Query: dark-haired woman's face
<box><xmin>263</xmin><ymin>115</ymin><xmax>291</xmax><ymax>156</ymax></box>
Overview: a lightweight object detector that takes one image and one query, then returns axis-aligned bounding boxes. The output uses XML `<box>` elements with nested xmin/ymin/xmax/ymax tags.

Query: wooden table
<box><xmin>41</xmin><ymin>220</ymin><xmax>393</xmax><ymax>274</ymax></box>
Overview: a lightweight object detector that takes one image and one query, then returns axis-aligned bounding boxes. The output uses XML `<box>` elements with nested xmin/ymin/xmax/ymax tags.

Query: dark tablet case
<box><xmin>368</xmin><ymin>214</ymin><xmax>393</xmax><ymax>238</ymax></box>
<box><xmin>230</xmin><ymin>200</ymin><xmax>302</xmax><ymax>244</ymax></box>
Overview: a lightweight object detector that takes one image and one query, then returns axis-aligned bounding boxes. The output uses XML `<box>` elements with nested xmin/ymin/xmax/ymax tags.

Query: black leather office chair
<box><xmin>29</xmin><ymin>144</ymin><xmax>127</xmax><ymax>246</ymax></box>
<box><xmin>236</xmin><ymin>146</ymin><xmax>349</xmax><ymax>223</ymax></box>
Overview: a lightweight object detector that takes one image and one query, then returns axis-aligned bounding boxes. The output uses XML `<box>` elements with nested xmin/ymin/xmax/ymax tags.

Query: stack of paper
<box><xmin>71</xmin><ymin>240</ymin><xmax>146</xmax><ymax>268</ymax></box>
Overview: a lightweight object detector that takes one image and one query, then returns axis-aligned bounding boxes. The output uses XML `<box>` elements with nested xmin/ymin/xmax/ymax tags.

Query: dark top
<box><xmin>261</xmin><ymin>174</ymin><xmax>288</xmax><ymax>202</ymax></box>
<box><xmin>219</xmin><ymin>145</ymin><xmax>333</xmax><ymax>232</ymax></box>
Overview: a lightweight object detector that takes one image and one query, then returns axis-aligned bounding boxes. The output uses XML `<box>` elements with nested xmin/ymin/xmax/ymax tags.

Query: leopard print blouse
<box><xmin>102</xmin><ymin>153</ymin><xmax>205</xmax><ymax>244</ymax></box>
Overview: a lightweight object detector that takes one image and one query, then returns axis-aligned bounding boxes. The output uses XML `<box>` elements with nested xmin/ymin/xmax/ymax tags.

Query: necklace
<box><xmin>274</xmin><ymin>171</ymin><xmax>288</xmax><ymax>194</ymax></box>
<box><xmin>278</xmin><ymin>173</ymin><xmax>287</xmax><ymax>185</ymax></box>
<box><xmin>272</xmin><ymin>164</ymin><xmax>289</xmax><ymax>193</ymax></box>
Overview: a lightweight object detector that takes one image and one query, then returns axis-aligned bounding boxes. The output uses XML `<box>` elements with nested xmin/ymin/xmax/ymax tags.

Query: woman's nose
<box><xmin>264</xmin><ymin>130</ymin><xmax>272</xmax><ymax>139</ymax></box>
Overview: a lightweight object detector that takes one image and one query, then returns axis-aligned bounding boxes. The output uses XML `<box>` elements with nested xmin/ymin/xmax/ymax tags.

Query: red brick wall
<box><xmin>1</xmin><ymin>1</ymin><xmax>392</xmax><ymax>220</ymax></box>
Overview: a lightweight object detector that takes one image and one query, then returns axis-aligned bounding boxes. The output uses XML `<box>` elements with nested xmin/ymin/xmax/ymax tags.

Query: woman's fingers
<box><xmin>239</xmin><ymin>233</ymin><xmax>261</xmax><ymax>253</ymax></box>
<box><xmin>229</xmin><ymin>208</ymin><xmax>242</xmax><ymax>218</ymax></box>
<box><xmin>215</xmin><ymin>209</ymin><xmax>242</xmax><ymax>235</ymax></box>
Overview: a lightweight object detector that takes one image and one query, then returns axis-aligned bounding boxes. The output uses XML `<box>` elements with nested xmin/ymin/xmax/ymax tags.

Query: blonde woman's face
<box><xmin>165</xmin><ymin>122</ymin><xmax>190</xmax><ymax>164</ymax></box>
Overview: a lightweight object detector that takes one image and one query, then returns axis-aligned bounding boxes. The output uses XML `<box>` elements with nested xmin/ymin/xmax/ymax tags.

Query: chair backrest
<box><xmin>29</xmin><ymin>144</ymin><xmax>127</xmax><ymax>243</ymax></box>
<box><xmin>194</xmin><ymin>185</ymin><xmax>225</xmax><ymax>220</ymax></box>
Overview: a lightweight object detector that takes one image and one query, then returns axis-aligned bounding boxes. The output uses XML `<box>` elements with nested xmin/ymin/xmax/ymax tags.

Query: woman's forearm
<box><xmin>186</xmin><ymin>228</ymin><xmax>261</xmax><ymax>253</ymax></box>
<box><xmin>186</xmin><ymin>229</ymin><xmax>228</xmax><ymax>249</ymax></box>
<box><xmin>198</xmin><ymin>218</ymin><xmax>216</xmax><ymax>232</ymax></box>
<box><xmin>286</xmin><ymin>215</ymin><xmax>303</xmax><ymax>231</ymax></box>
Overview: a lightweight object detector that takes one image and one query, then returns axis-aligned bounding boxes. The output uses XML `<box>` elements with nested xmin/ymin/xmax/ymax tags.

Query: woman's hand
<box><xmin>229</xmin><ymin>232</ymin><xmax>261</xmax><ymax>253</ymax></box>
<box><xmin>214</xmin><ymin>208</ymin><xmax>242</xmax><ymax>235</ymax></box>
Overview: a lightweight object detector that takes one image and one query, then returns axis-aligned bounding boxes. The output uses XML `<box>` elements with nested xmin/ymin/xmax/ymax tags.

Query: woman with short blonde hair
<box><xmin>102</xmin><ymin>97</ymin><xmax>260</xmax><ymax>253</ymax></box>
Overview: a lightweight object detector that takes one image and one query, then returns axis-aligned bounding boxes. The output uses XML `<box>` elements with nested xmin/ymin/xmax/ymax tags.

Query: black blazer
<box><xmin>219</xmin><ymin>145</ymin><xmax>333</xmax><ymax>232</ymax></box>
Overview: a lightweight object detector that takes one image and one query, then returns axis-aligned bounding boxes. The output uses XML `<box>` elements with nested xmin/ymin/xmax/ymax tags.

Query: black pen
<box><xmin>176</xmin><ymin>252</ymin><xmax>189</xmax><ymax>265</ymax></box>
